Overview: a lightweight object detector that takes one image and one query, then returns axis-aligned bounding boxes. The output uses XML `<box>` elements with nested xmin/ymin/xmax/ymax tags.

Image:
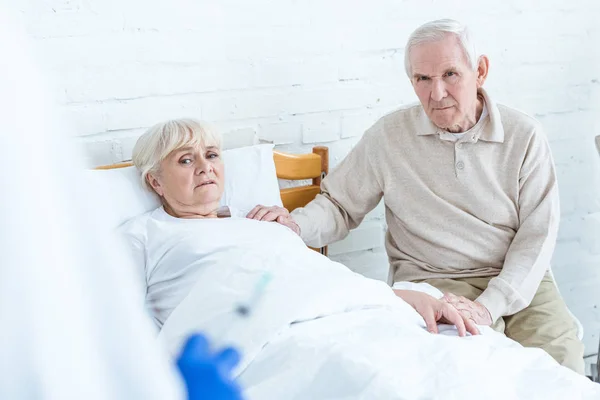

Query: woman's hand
<box><xmin>393</xmin><ymin>289</ymin><xmax>480</xmax><ymax>337</ymax></box>
<box><xmin>246</xmin><ymin>205</ymin><xmax>300</xmax><ymax>235</ymax></box>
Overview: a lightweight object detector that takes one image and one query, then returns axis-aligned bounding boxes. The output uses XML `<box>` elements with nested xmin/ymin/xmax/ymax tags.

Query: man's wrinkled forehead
<box><xmin>411</xmin><ymin>57</ymin><xmax>463</xmax><ymax>77</ymax></box>
<box><xmin>409</xmin><ymin>37</ymin><xmax>470</xmax><ymax>75</ymax></box>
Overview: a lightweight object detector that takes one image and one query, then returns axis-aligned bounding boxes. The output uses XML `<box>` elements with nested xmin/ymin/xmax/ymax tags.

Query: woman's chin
<box><xmin>193</xmin><ymin>187</ymin><xmax>223</xmax><ymax>204</ymax></box>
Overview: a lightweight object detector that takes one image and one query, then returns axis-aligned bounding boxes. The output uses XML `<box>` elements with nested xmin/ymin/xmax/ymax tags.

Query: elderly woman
<box><xmin>121</xmin><ymin>119</ymin><xmax>598</xmax><ymax>399</ymax></box>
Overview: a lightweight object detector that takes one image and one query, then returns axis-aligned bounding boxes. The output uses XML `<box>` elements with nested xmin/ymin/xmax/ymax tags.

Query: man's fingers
<box><xmin>246</xmin><ymin>205</ymin><xmax>262</xmax><ymax>219</ymax></box>
<box><xmin>455</xmin><ymin>308</ymin><xmax>484</xmax><ymax>331</ymax></box>
<box><xmin>443</xmin><ymin>305</ymin><xmax>467</xmax><ymax>337</ymax></box>
<box><xmin>464</xmin><ymin>317</ymin><xmax>480</xmax><ymax>336</ymax></box>
<box><xmin>247</xmin><ymin>206</ymin><xmax>290</xmax><ymax>221</ymax></box>
<box><xmin>263</xmin><ymin>208</ymin><xmax>290</xmax><ymax>221</ymax></box>
<box><xmin>260</xmin><ymin>211</ymin><xmax>279</xmax><ymax>222</ymax></box>
<box><xmin>253</xmin><ymin>207</ymin><xmax>271</xmax><ymax>221</ymax></box>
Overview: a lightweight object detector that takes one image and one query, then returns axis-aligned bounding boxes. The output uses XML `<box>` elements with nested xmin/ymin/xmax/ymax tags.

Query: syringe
<box><xmin>234</xmin><ymin>272</ymin><xmax>273</xmax><ymax>318</ymax></box>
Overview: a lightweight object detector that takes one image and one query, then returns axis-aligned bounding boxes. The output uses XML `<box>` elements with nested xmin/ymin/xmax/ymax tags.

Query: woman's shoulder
<box><xmin>119</xmin><ymin>206</ymin><xmax>165</xmax><ymax>241</ymax></box>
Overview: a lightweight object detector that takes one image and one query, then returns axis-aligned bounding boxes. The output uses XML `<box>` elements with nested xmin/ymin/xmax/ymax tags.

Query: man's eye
<box><xmin>446</xmin><ymin>71</ymin><xmax>456</xmax><ymax>77</ymax></box>
<box><xmin>417</xmin><ymin>76</ymin><xmax>429</xmax><ymax>82</ymax></box>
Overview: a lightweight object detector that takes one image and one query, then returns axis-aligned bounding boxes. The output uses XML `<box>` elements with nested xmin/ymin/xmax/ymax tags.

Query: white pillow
<box><xmin>84</xmin><ymin>143</ymin><xmax>282</xmax><ymax>229</ymax></box>
<box><xmin>220</xmin><ymin>144</ymin><xmax>283</xmax><ymax>214</ymax></box>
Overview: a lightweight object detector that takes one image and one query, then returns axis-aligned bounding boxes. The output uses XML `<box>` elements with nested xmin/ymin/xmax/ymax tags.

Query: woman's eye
<box><xmin>180</xmin><ymin>158</ymin><xmax>192</xmax><ymax>165</ymax></box>
<box><xmin>207</xmin><ymin>153</ymin><xmax>219</xmax><ymax>159</ymax></box>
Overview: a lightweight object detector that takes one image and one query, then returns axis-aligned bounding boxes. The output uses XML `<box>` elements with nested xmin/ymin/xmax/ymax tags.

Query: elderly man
<box><xmin>250</xmin><ymin>19</ymin><xmax>585</xmax><ymax>374</ymax></box>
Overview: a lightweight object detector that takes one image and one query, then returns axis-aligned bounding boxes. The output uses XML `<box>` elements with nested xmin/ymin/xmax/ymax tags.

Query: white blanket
<box><xmin>158</xmin><ymin>220</ymin><xmax>600</xmax><ymax>399</ymax></box>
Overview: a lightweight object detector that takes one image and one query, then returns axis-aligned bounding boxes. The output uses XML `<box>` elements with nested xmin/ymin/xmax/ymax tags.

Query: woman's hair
<box><xmin>132</xmin><ymin>118</ymin><xmax>222</xmax><ymax>191</ymax></box>
<box><xmin>404</xmin><ymin>19</ymin><xmax>478</xmax><ymax>78</ymax></box>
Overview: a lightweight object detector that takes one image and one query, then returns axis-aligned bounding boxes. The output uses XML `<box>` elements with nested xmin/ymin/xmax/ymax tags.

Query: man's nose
<box><xmin>431</xmin><ymin>79</ymin><xmax>447</xmax><ymax>102</ymax></box>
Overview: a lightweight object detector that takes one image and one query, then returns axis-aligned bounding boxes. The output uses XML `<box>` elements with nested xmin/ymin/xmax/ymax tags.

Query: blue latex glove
<box><xmin>176</xmin><ymin>333</ymin><xmax>244</xmax><ymax>400</ymax></box>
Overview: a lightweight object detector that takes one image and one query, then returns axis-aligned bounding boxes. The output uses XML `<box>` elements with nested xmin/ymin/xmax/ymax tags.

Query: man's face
<box><xmin>409</xmin><ymin>34</ymin><xmax>482</xmax><ymax>133</ymax></box>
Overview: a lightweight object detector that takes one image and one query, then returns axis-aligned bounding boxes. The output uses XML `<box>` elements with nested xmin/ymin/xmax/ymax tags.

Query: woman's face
<box><xmin>148</xmin><ymin>144</ymin><xmax>224</xmax><ymax>215</ymax></box>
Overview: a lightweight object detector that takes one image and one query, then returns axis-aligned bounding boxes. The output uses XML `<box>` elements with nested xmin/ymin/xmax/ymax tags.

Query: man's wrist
<box><xmin>474</xmin><ymin>301</ymin><xmax>493</xmax><ymax>325</ymax></box>
<box><xmin>476</xmin><ymin>287</ymin><xmax>508</xmax><ymax>324</ymax></box>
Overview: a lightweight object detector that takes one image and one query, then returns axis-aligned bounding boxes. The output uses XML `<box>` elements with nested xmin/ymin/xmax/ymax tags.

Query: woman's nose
<box><xmin>194</xmin><ymin>158</ymin><xmax>213</xmax><ymax>175</ymax></box>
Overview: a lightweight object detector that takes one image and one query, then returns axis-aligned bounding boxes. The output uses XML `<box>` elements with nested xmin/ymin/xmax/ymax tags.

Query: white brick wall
<box><xmin>21</xmin><ymin>0</ymin><xmax>600</xmax><ymax>356</ymax></box>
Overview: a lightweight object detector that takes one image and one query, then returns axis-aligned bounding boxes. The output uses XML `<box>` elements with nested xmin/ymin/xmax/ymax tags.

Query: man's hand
<box><xmin>441</xmin><ymin>293</ymin><xmax>492</xmax><ymax>326</ymax></box>
<box><xmin>394</xmin><ymin>289</ymin><xmax>480</xmax><ymax>336</ymax></box>
<box><xmin>246</xmin><ymin>205</ymin><xmax>300</xmax><ymax>235</ymax></box>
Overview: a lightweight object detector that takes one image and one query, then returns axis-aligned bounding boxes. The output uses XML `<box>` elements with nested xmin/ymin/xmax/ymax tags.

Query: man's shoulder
<box><xmin>496</xmin><ymin>103</ymin><xmax>542</xmax><ymax>135</ymax></box>
<box><xmin>378</xmin><ymin>102</ymin><xmax>424</xmax><ymax>128</ymax></box>
<box><xmin>365</xmin><ymin>103</ymin><xmax>424</xmax><ymax>140</ymax></box>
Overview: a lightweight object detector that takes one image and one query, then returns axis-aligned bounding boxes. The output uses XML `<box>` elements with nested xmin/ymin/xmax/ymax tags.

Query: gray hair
<box><xmin>132</xmin><ymin>118</ymin><xmax>222</xmax><ymax>191</ymax></box>
<box><xmin>404</xmin><ymin>19</ymin><xmax>478</xmax><ymax>78</ymax></box>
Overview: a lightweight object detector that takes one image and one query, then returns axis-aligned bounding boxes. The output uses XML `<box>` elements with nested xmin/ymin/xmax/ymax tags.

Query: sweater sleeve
<box><xmin>291</xmin><ymin>128</ymin><xmax>384</xmax><ymax>248</ymax></box>
<box><xmin>476</xmin><ymin>126</ymin><xmax>560</xmax><ymax>322</ymax></box>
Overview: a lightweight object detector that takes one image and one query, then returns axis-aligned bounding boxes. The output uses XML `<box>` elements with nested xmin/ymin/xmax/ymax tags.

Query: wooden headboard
<box><xmin>96</xmin><ymin>145</ymin><xmax>329</xmax><ymax>253</ymax></box>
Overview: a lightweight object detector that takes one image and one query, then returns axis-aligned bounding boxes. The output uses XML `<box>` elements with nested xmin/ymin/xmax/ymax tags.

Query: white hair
<box><xmin>404</xmin><ymin>19</ymin><xmax>478</xmax><ymax>78</ymax></box>
<box><xmin>132</xmin><ymin>118</ymin><xmax>222</xmax><ymax>191</ymax></box>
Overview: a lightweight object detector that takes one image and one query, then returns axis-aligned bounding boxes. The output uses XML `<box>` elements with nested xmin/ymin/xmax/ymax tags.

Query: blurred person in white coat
<box><xmin>0</xmin><ymin>4</ymin><xmax>241</xmax><ymax>399</ymax></box>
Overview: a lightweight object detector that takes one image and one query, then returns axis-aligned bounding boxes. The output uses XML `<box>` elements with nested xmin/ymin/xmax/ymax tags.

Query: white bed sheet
<box><xmin>155</xmin><ymin>220</ymin><xmax>600</xmax><ymax>399</ymax></box>
<box><xmin>240</xmin><ymin>292</ymin><xmax>598</xmax><ymax>399</ymax></box>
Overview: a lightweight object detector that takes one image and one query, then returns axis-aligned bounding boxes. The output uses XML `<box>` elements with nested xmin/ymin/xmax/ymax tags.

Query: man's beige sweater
<box><xmin>291</xmin><ymin>89</ymin><xmax>560</xmax><ymax>323</ymax></box>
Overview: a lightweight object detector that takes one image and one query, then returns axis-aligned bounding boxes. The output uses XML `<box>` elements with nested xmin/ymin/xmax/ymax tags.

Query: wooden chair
<box><xmin>274</xmin><ymin>146</ymin><xmax>329</xmax><ymax>255</ymax></box>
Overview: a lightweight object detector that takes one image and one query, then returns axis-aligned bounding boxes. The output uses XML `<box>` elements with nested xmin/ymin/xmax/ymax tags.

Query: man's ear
<box><xmin>476</xmin><ymin>55</ymin><xmax>489</xmax><ymax>88</ymax></box>
<box><xmin>147</xmin><ymin>172</ymin><xmax>163</xmax><ymax>197</ymax></box>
